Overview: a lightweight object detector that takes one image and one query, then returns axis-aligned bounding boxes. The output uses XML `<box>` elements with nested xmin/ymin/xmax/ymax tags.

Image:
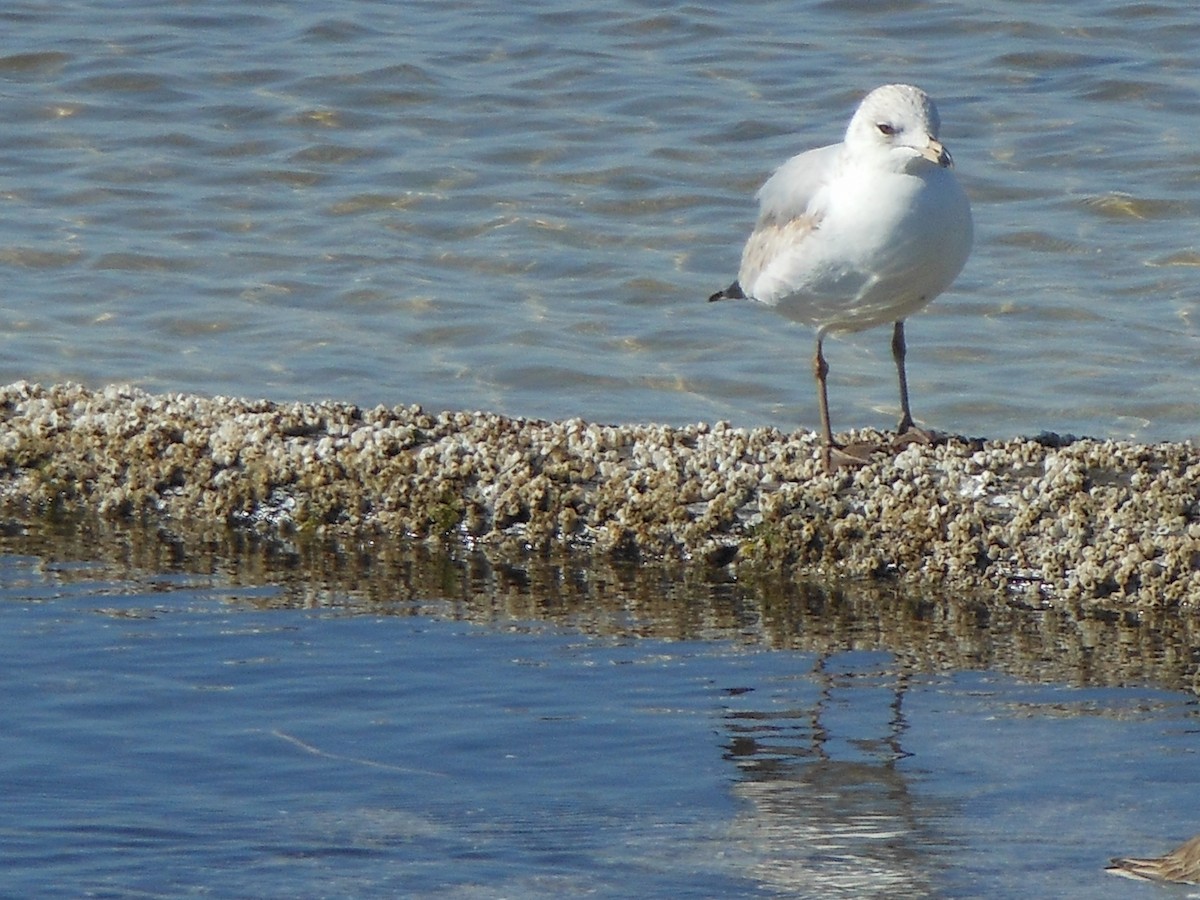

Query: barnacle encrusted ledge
<box><xmin>0</xmin><ymin>381</ymin><xmax>1196</xmax><ymax>607</ymax></box>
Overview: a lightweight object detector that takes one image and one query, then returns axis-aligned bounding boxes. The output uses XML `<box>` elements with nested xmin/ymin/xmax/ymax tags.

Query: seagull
<box><xmin>709</xmin><ymin>83</ymin><xmax>973</xmax><ymax>472</ymax></box>
<box><xmin>1107</xmin><ymin>833</ymin><xmax>1200</xmax><ymax>884</ymax></box>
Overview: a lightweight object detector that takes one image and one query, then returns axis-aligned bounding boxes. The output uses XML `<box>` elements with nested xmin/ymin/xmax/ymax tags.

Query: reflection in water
<box><xmin>2</xmin><ymin>511</ymin><xmax>1198</xmax><ymax>696</ymax></box>
<box><xmin>1</xmin><ymin>511</ymin><xmax>1197</xmax><ymax>897</ymax></box>
<box><xmin>722</xmin><ymin>651</ymin><xmax>940</xmax><ymax>898</ymax></box>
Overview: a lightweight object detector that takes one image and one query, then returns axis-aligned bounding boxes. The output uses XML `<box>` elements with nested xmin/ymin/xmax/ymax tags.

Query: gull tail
<box><xmin>708</xmin><ymin>281</ymin><xmax>745</xmax><ymax>303</ymax></box>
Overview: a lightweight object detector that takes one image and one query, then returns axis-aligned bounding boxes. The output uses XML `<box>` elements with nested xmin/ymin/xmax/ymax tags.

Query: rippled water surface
<box><xmin>3</xmin><ymin>5</ymin><xmax>1200</xmax><ymax>896</ymax></box>
<box><xmin>0</xmin><ymin>1</ymin><xmax>1197</xmax><ymax>440</ymax></box>
<box><xmin>2</xmin><ymin>544</ymin><xmax>1198</xmax><ymax>899</ymax></box>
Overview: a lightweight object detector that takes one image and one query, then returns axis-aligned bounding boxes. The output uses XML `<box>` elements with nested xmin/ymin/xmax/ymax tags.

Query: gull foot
<box><xmin>823</xmin><ymin>441</ymin><xmax>884</xmax><ymax>472</ymax></box>
<box><xmin>892</xmin><ymin>425</ymin><xmax>939</xmax><ymax>450</ymax></box>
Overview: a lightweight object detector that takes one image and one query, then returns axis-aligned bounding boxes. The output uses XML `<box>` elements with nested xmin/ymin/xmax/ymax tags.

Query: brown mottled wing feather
<box><xmin>712</xmin><ymin>141</ymin><xmax>838</xmax><ymax>305</ymax></box>
<box><xmin>1106</xmin><ymin>834</ymin><xmax>1200</xmax><ymax>884</ymax></box>
<box><xmin>736</xmin><ymin>212</ymin><xmax>819</xmax><ymax>303</ymax></box>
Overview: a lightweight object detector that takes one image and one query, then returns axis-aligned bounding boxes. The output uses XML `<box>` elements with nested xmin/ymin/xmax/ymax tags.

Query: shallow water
<box><xmin>2</xmin><ymin>529</ymin><xmax>1199</xmax><ymax>898</ymax></box>
<box><xmin>0</xmin><ymin>1</ymin><xmax>1197</xmax><ymax>442</ymax></box>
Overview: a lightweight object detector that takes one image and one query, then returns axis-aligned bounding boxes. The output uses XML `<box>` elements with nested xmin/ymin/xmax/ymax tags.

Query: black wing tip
<box><xmin>708</xmin><ymin>281</ymin><xmax>745</xmax><ymax>303</ymax></box>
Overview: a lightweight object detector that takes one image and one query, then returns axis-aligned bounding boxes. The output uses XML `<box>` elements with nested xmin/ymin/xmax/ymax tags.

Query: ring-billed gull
<box><xmin>709</xmin><ymin>83</ymin><xmax>973</xmax><ymax>472</ymax></box>
<box><xmin>1107</xmin><ymin>833</ymin><xmax>1200</xmax><ymax>884</ymax></box>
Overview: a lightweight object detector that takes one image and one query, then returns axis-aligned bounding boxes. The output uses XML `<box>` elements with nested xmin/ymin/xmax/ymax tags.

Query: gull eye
<box><xmin>877</xmin><ymin>122</ymin><xmax>897</xmax><ymax>136</ymax></box>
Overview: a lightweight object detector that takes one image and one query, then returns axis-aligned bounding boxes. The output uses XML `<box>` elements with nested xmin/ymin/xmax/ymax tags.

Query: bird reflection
<box><xmin>721</xmin><ymin>650</ymin><xmax>943</xmax><ymax>898</ymax></box>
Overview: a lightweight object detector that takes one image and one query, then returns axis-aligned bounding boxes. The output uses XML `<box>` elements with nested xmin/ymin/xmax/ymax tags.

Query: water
<box><xmin>0</xmin><ymin>1</ymin><xmax>1196</xmax><ymax>442</ymax></box>
<box><xmin>2</xmin><ymin>4</ymin><xmax>1200</xmax><ymax>896</ymax></box>
<box><xmin>1</xmin><ymin>537</ymin><xmax>1198</xmax><ymax>898</ymax></box>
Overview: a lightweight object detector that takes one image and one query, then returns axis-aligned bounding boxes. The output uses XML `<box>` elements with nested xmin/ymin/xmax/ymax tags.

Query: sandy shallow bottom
<box><xmin>0</xmin><ymin>381</ymin><xmax>1196</xmax><ymax>609</ymax></box>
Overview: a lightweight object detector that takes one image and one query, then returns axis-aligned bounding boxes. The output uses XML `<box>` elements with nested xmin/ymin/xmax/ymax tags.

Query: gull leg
<box><xmin>813</xmin><ymin>337</ymin><xmax>875</xmax><ymax>472</ymax></box>
<box><xmin>892</xmin><ymin>320</ymin><xmax>915</xmax><ymax>433</ymax></box>
<box><xmin>814</xmin><ymin>337</ymin><xmax>835</xmax><ymax>469</ymax></box>
<box><xmin>891</xmin><ymin>320</ymin><xmax>935</xmax><ymax>446</ymax></box>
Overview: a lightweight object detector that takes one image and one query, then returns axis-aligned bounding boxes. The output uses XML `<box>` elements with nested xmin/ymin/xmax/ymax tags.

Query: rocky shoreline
<box><xmin>0</xmin><ymin>381</ymin><xmax>1195</xmax><ymax>608</ymax></box>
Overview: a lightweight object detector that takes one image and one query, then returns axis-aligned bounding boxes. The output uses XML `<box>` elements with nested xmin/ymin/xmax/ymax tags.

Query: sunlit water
<box><xmin>2</xmin><ymin>549</ymin><xmax>1198</xmax><ymax>898</ymax></box>
<box><xmin>0</xmin><ymin>1</ymin><xmax>1197</xmax><ymax>442</ymax></box>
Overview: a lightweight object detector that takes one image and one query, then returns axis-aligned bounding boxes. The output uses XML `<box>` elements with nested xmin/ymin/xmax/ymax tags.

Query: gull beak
<box><xmin>921</xmin><ymin>138</ymin><xmax>954</xmax><ymax>168</ymax></box>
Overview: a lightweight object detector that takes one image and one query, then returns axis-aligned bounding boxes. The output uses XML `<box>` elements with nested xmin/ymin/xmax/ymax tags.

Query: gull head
<box><xmin>844</xmin><ymin>84</ymin><xmax>953</xmax><ymax>170</ymax></box>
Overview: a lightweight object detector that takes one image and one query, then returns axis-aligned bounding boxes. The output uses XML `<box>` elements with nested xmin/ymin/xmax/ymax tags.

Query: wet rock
<box><xmin>0</xmin><ymin>381</ymin><xmax>1196</xmax><ymax>608</ymax></box>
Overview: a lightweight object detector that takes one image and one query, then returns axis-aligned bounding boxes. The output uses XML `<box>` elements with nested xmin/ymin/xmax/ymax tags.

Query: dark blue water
<box><xmin>1</xmin><ymin>570</ymin><xmax>746</xmax><ymax>898</ymax></box>
<box><xmin>2</xmin><ymin>550</ymin><xmax>1197</xmax><ymax>898</ymax></box>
